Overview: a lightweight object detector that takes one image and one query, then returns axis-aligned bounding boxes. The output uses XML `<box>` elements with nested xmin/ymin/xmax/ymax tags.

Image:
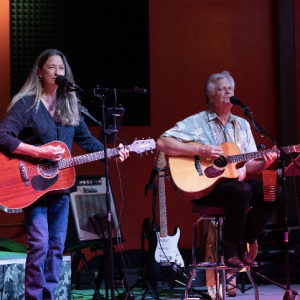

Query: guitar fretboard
<box><xmin>159</xmin><ymin>171</ymin><xmax>168</xmax><ymax>238</ymax></box>
<box><xmin>228</xmin><ymin>146</ymin><xmax>296</xmax><ymax>164</ymax></box>
<box><xmin>58</xmin><ymin>146</ymin><xmax>130</xmax><ymax>169</ymax></box>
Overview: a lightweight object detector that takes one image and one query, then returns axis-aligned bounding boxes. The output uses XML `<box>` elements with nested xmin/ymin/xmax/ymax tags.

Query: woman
<box><xmin>0</xmin><ymin>49</ymin><xmax>128</xmax><ymax>300</ymax></box>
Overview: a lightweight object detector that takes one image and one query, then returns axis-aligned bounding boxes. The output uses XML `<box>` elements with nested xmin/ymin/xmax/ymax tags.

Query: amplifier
<box><xmin>64</xmin><ymin>175</ymin><xmax>122</xmax><ymax>251</ymax></box>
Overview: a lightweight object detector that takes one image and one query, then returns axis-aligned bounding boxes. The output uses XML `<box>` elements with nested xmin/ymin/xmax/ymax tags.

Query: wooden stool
<box><xmin>184</xmin><ymin>204</ymin><xmax>259</xmax><ymax>300</ymax></box>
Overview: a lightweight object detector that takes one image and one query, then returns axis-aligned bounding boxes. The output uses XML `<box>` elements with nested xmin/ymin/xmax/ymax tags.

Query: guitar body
<box><xmin>0</xmin><ymin>138</ymin><xmax>156</xmax><ymax>211</ymax></box>
<box><xmin>169</xmin><ymin>142</ymin><xmax>241</xmax><ymax>200</ymax></box>
<box><xmin>154</xmin><ymin>227</ymin><xmax>184</xmax><ymax>267</ymax></box>
<box><xmin>0</xmin><ymin>141</ymin><xmax>75</xmax><ymax>210</ymax></box>
<box><xmin>143</xmin><ymin>218</ymin><xmax>185</xmax><ymax>283</ymax></box>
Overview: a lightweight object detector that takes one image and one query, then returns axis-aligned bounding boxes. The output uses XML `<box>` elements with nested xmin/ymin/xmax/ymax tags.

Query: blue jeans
<box><xmin>23</xmin><ymin>193</ymin><xmax>70</xmax><ymax>300</ymax></box>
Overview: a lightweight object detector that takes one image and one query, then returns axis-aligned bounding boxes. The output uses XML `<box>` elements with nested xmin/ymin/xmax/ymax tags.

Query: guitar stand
<box><xmin>125</xmin><ymin>218</ymin><xmax>160</xmax><ymax>300</ymax></box>
<box><xmin>70</xmin><ymin>249</ymin><xmax>103</xmax><ymax>300</ymax></box>
<box><xmin>91</xmin><ymin>215</ymin><xmax>134</xmax><ymax>300</ymax></box>
<box><xmin>91</xmin><ymin>244</ymin><xmax>134</xmax><ymax>300</ymax></box>
<box><xmin>137</xmin><ymin>218</ymin><xmax>209</xmax><ymax>300</ymax></box>
<box><xmin>127</xmin><ymin>275</ymin><xmax>160</xmax><ymax>300</ymax></box>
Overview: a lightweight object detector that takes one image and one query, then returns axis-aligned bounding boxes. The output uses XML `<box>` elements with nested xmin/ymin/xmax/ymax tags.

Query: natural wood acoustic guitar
<box><xmin>168</xmin><ymin>142</ymin><xmax>300</xmax><ymax>200</ymax></box>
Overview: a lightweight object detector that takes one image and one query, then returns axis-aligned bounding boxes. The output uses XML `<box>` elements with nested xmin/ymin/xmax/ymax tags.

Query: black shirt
<box><xmin>0</xmin><ymin>95</ymin><xmax>104</xmax><ymax>155</ymax></box>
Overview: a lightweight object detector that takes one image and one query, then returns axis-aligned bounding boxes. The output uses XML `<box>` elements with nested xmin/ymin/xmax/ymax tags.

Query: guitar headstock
<box><xmin>130</xmin><ymin>138</ymin><xmax>156</xmax><ymax>155</ymax></box>
<box><xmin>155</xmin><ymin>151</ymin><xmax>167</xmax><ymax>171</ymax></box>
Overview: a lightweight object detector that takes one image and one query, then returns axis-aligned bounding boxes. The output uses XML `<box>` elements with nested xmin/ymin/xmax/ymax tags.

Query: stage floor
<box><xmin>71</xmin><ymin>284</ymin><xmax>300</xmax><ymax>300</ymax></box>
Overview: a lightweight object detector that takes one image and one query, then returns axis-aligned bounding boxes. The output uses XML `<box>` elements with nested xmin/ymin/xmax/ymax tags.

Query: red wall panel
<box><xmin>0</xmin><ymin>1</ymin><xmax>278</xmax><ymax>262</ymax></box>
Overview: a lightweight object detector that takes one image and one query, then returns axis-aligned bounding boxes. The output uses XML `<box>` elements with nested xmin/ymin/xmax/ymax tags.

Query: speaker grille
<box><xmin>65</xmin><ymin>175</ymin><xmax>121</xmax><ymax>251</ymax></box>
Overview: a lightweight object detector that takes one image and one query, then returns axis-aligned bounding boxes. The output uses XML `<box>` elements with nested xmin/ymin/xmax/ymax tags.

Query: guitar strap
<box><xmin>233</xmin><ymin>115</ymin><xmax>241</xmax><ymax>152</ymax></box>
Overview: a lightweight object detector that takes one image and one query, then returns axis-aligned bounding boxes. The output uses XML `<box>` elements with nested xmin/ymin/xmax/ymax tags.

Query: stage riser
<box><xmin>0</xmin><ymin>254</ymin><xmax>71</xmax><ymax>300</ymax></box>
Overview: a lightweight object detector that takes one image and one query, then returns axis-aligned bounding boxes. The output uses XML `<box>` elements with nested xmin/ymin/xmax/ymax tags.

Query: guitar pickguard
<box><xmin>154</xmin><ymin>228</ymin><xmax>184</xmax><ymax>267</ymax></box>
<box><xmin>204</xmin><ymin>166</ymin><xmax>225</xmax><ymax>178</ymax></box>
<box><xmin>31</xmin><ymin>174</ymin><xmax>59</xmax><ymax>191</ymax></box>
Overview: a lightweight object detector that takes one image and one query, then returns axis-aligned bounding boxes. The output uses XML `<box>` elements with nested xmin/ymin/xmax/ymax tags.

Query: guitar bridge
<box><xmin>19</xmin><ymin>161</ymin><xmax>30</xmax><ymax>186</ymax></box>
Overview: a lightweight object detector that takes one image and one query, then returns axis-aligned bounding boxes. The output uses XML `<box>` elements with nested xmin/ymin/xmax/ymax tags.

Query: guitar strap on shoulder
<box><xmin>233</xmin><ymin>116</ymin><xmax>242</xmax><ymax>152</ymax></box>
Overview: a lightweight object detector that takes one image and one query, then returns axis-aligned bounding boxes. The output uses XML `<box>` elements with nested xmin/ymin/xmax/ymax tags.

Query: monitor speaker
<box><xmin>64</xmin><ymin>175</ymin><xmax>122</xmax><ymax>252</ymax></box>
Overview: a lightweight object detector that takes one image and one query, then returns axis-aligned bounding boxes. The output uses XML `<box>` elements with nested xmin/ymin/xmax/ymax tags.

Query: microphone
<box><xmin>230</xmin><ymin>96</ymin><xmax>251</xmax><ymax>112</ymax></box>
<box><xmin>55</xmin><ymin>75</ymin><xmax>83</xmax><ymax>91</ymax></box>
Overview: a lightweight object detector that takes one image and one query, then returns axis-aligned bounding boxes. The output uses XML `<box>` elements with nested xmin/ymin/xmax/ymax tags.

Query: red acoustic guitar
<box><xmin>0</xmin><ymin>139</ymin><xmax>155</xmax><ymax>211</ymax></box>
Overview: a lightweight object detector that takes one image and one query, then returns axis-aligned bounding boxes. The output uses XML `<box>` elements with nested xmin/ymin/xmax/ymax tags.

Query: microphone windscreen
<box><xmin>230</xmin><ymin>96</ymin><xmax>240</xmax><ymax>105</ymax></box>
<box><xmin>55</xmin><ymin>75</ymin><xmax>68</xmax><ymax>87</ymax></box>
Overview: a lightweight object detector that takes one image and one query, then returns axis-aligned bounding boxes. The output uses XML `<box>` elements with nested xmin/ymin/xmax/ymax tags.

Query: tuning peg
<box><xmin>140</xmin><ymin>153</ymin><xmax>143</xmax><ymax>157</ymax></box>
<box><xmin>151</xmin><ymin>150</ymin><xmax>154</xmax><ymax>154</ymax></box>
<box><xmin>145</xmin><ymin>151</ymin><xmax>148</xmax><ymax>155</ymax></box>
<box><xmin>135</xmin><ymin>137</ymin><xmax>138</xmax><ymax>141</ymax></box>
<box><xmin>147</xmin><ymin>137</ymin><xmax>150</xmax><ymax>139</ymax></box>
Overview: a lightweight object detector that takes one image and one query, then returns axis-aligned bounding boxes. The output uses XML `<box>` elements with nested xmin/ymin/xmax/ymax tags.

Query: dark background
<box><xmin>10</xmin><ymin>0</ymin><xmax>150</xmax><ymax>126</ymax></box>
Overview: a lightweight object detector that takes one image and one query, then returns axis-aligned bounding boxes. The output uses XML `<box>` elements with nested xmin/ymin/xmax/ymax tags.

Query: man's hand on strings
<box><xmin>262</xmin><ymin>146</ymin><xmax>277</xmax><ymax>169</ymax></box>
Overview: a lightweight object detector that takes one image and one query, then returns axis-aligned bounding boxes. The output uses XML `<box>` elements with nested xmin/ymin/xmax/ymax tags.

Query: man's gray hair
<box><xmin>204</xmin><ymin>71</ymin><xmax>235</xmax><ymax>107</ymax></box>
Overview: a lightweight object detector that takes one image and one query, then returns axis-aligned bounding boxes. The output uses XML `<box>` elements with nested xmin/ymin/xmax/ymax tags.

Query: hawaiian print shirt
<box><xmin>161</xmin><ymin>110</ymin><xmax>258</xmax><ymax>180</ymax></box>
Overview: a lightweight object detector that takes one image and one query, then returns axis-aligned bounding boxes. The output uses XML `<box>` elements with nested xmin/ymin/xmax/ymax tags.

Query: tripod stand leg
<box><xmin>70</xmin><ymin>250</ymin><xmax>81</xmax><ymax>287</ymax></box>
<box><xmin>80</xmin><ymin>252</ymin><xmax>103</xmax><ymax>300</ymax></box>
<box><xmin>250</xmin><ymin>270</ymin><xmax>298</xmax><ymax>297</ymax></box>
<box><xmin>113</xmin><ymin>254</ymin><xmax>134</xmax><ymax>299</ymax></box>
<box><xmin>246</xmin><ymin>268</ymin><xmax>259</xmax><ymax>300</ymax></box>
<box><xmin>92</xmin><ymin>252</ymin><xmax>106</xmax><ymax>300</ymax></box>
<box><xmin>146</xmin><ymin>280</ymin><xmax>159</xmax><ymax>300</ymax></box>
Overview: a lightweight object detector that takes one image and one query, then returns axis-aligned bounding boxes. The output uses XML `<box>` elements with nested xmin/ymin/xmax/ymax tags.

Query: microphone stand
<box><xmin>241</xmin><ymin>108</ymin><xmax>300</xmax><ymax>300</ymax></box>
<box><xmin>93</xmin><ymin>86</ymin><xmax>147</xmax><ymax>300</ymax></box>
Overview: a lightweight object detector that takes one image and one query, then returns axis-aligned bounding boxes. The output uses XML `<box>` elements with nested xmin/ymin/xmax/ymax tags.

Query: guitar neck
<box><xmin>228</xmin><ymin>145</ymin><xmax>296</xmax><ymax>164</ymax></box>
<box><xmin>159</xmin><ymin>170</ymin><xmax>168</xmax><ymax>238</ymax></box>
<box><xmin>58</xmin><ymin>145</ymin><xmax>129</xmax><ymax>169</ymax></box>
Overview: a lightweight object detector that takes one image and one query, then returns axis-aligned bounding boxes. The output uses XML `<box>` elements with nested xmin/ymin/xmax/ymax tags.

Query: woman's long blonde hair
<box><xmin>8</xmin><ymin>49</ymin><xmax>80</xmax><ymax>126</ymax></box>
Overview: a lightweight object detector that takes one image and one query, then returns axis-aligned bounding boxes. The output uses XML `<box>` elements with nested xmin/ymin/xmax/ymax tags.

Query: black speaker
<box><xmin>64</xmin><ymin>175</ymin><xmax>122</xmax><ymax>252</ymax></box>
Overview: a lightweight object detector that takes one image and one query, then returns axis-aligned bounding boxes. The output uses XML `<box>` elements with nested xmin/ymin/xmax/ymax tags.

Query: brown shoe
<box><xmin>221</xmin><ymin>240</ymin><xmax>245</xmax><ymax>268</ymax></box>
<box><xmin>238</xmin><ymin>242</ymin><xmax>258</xmax><ymax>267</ymax></box>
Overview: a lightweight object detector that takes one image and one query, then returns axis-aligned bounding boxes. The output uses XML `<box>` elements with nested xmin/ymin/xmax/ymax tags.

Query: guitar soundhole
<box><xmin>214</xmin><ymin>155</ymin><xmax>228</xmax><ymax>168</ymax></box>
<box><xmin>38</xmin><ymin>159</ymin><xmax>59</xmax><ymax>178</ymax></box>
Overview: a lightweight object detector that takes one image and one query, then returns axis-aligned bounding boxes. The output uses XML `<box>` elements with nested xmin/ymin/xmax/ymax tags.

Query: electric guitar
<box><xmin>143</xmin><ymin>151</ymin><xmax>185</xmax><ymax>283</ymax></box>
<box><xmin>0</xmin><ymin>138</ymin><xmax>156</xmax><ymax>211</ymax></box>
<box><xmin>154</xmin><ymin>151</ymin><xmax>184</xmax><ymax>267</ymax></box>
<box><xmin>168</xmin><ymin>141</ymin><xmax>300</xmax><ymax>200</ymax></box>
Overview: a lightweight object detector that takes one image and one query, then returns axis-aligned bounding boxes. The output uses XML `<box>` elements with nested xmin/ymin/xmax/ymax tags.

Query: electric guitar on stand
<box><xmin>143</xmin><ymin>151</ymin><xmax>185</xmax><ymax>283</ymax></box>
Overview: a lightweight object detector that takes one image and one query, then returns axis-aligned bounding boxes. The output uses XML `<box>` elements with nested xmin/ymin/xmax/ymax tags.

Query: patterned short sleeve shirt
<box><xmin>162</xmin><ymin>110</ymin><xmax>258</xmax><ymax>181</ymax></box>
<box><xmin>162</xmin><ymin>110</ymin><xmax>257</xmax><ymax>154</ymax></box>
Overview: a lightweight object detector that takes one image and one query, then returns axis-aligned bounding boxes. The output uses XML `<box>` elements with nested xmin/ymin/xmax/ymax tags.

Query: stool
<box><xmin>184</xmin><ymin>204</ymin><xmax>259</xmax><ymax>300</ymax></box>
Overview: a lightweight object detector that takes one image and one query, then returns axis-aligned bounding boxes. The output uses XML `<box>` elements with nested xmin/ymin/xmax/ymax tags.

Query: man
<box><xmin>156</xmin><ymin>71</ymin><xmax>282</xmax><ymax>268</ymax></box>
